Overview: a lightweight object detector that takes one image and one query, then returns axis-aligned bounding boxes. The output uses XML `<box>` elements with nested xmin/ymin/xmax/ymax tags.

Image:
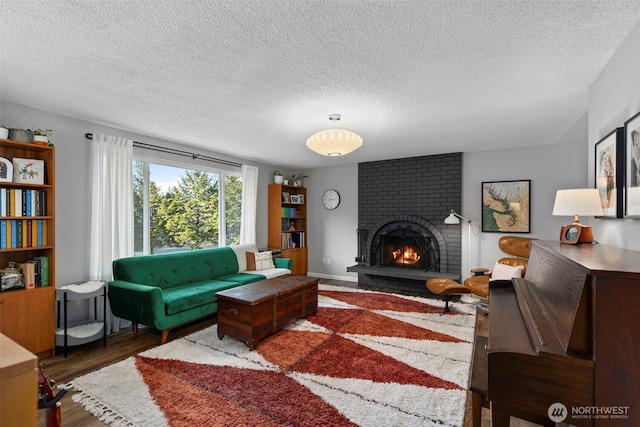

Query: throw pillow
<box><xmin>246</xmin><ymin>252</ymin><xmax>257</xmax><ymax>271</ymax></box>
<box><xmin>491</xmin><ymin>262</ymin><xmax>524</xmax><ymax>280</ymax></box>
<box><xmin>246</xmin><ymin>251</ymin><xmax>275</xmax><ymax>271</ymax></box>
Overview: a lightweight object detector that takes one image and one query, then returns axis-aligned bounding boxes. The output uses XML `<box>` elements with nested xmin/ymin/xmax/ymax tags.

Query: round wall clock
<box><xmin>322</xmin><ymin>189</ymin><xmax>340</xmax><ymax>210</ymax></box>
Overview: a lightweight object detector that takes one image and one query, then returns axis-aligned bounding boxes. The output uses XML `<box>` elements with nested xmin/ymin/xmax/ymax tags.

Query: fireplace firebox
<box><xmin>380</xmin><ymin>233</ymin><xmax>433</xmax><ymax>271</ymax></box>
<box><xmin>365</xmin><ymin>216</ymin><xmax>445</xmax><ymax>274</ymax></box>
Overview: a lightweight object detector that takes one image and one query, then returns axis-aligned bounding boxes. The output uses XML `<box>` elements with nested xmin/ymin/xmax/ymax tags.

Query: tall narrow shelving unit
<box><xmin>268</xmin><ymin>184</ymin><xmax>308</xmax><ymax>275</ymax></box>
<box><xmin>0</xmin><ymin>138</ymin><xmax>56</xmax><ymax>358</ymax></box>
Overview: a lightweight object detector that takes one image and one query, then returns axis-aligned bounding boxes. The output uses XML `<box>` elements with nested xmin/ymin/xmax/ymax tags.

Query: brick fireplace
<box><xmin>349</xmin><ymin>153</ymin><xmax>462</xmax><ymax>294</ymax></box>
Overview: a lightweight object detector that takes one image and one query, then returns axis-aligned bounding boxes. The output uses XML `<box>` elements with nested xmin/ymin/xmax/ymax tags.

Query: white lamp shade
<box><xmin>552</xmin><ymin>189</ymin><xmax>603</xmax><ymax>217</ymax></box>
<box><xmin>306</xmin><ymin>128</ymin><xmax>363</xmax><ymax>156</ymax></box>
<box><xmin>444</xmin><ymin>211</ymin><xmax>461</xmax><ymax>224</ymax></box>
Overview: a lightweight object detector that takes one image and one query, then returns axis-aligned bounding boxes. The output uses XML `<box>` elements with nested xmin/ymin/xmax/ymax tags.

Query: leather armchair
<box><xmin>464</xmin><ymin>236</ymin><xmax>536</xmax><ymax>298</ymax></box>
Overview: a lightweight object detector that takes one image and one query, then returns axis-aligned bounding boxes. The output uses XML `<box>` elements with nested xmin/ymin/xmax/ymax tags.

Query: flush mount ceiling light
<box><xmin>306</xmin><ymin>114</ymin><xmax>363</xmax><ymax>156</ymax></box>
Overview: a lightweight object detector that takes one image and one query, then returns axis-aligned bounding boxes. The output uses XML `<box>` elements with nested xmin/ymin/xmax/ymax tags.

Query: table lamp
<box><xmin>552</xmin><ymin>189</ymin><xmax>603</xmax><ymax>244</ymax></box>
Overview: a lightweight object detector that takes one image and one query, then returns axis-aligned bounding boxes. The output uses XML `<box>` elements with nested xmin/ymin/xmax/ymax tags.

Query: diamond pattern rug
<box><xmin>69</xmin><ymin>284</ymin><xmax>476</xmax><ymax>427</ymax></box>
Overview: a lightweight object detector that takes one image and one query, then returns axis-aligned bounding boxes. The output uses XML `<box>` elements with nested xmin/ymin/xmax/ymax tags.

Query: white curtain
<box><xmin>240</xmin><ymin>164</ymin><xmax>258</xmax><ymax>244</ymax></box>
<box><xmin>89</xmin><ymin>133</ymin><xmax>134</xmax><ymax>332</ymax></box>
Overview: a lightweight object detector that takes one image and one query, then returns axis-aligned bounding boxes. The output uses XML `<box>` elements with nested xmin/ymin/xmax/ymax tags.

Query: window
<box><xmin>133</xmin><ymin>158</ymin><xmax>242</xmax><ymax>255</ymax></box>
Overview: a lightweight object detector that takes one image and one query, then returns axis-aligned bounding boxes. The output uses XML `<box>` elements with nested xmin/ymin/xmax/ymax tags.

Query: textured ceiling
<box><xmin>2</xmin><ymin>1</ymin><xmax>640</xmax><ymax>169</ymax></box>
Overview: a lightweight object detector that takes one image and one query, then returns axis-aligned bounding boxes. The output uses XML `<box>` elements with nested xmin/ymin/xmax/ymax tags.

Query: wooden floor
<box><xmin>37</xmin><ymin>279</ymin><xmax>488</xmax><ymax>427</ymax></box>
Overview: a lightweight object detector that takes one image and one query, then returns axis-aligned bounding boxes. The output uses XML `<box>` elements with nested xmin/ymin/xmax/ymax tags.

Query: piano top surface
<box><xmin>536</xmin><ymin>240</ymin><xmax>640</xmax><ymax>278</ymax></box>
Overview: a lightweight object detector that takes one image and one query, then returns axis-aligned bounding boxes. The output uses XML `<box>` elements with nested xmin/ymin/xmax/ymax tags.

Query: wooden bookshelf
<box><xmin>268</xmin><ymin>184</ymin><xmax>308</xmax><ymax>274</ymax></box>
<box><xmin>0</xmin><ymin>138</ymin><xmax>55</xmax><ymax>358</ymax></box>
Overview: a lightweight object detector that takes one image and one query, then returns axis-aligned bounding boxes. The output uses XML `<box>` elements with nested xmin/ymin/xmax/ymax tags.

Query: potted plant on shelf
<box><xmin>30</xmin><ymin>128</ymin><xmax>52</xmax><ymax>146</ymax></box>
<box><xmin>273</xmin><ymin>170</ymin><xmax>284</xmax><ymax>184</ymax></box>
<box><xmin>0</xmin><ymin>125</ymin><xmax>8</xmax><ymax>140</ymax></box>
<box><xmin>294</xmin><ymin>173</ymin><xmax>308</xmax><ymax>187</ymax></box>
<box><xmin>284</xmin><ymin>175</ymin><xmax>294</xmax><ymax>186</ymax></box>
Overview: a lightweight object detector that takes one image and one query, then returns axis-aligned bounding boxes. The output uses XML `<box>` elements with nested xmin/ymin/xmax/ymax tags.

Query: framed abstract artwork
<box><xmin>594</xmin><ymin>128</ymin><xmax>624</xmax><ymax>218</ymax></box>
<box><xmin>624</xmin><ymin>111</ymin><xmax>640</xmax><ymax>217</ymax></box>
<box><xmin>482</xmin><ymin>180</ymin><xmax>531</xmax><ymax>233</ymax></box>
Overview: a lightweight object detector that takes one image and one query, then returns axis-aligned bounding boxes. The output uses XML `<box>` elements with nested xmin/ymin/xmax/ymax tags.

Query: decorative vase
<box><xmin>0</xmin><ymin>128</ymin><xmax>8</xmax><ymax>139</ymax></box>
<box><xmin>274</xmin><ymin>175</ymin><xmax>284</xmax><ymax>184</ymax></box>
<box><xmin>8</xmin><ymin>129</ymin><xmax>34</xmax><ymax>143</ymax></box>
<box><xmin>295</xmin><ymin>179</ymin><xmax>303</xmax><ymax>187</ymax></box>
<box><xmin>33</xmin><ymin>135</ymin><xmax>48</xmax><ymax>143</ymax></box>
<box><xmin>283</xmin><ymin>179</ymin><xmax>289</xmax><ymax>185</ymax></box>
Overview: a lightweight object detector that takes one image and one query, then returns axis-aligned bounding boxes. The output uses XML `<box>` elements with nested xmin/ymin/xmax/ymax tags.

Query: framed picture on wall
<box><xmin>625</xmin><ymin>111</ymin><xmax>640</xmax><ymax>217</ymax></box>
<box><xmin>594</xmin><ymin>128</ymin><xmax>624</xmax><ymax>218</ymax></box>
<box><xmin>481</xmin><ymin>180</ymin><xmax>531</xmax><ymax>233</ymax></box>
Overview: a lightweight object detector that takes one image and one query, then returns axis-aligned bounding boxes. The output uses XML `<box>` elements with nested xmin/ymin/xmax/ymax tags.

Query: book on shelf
<box><xmin>281</xmin><ymin>231</ymin><xmax>306</xmax><ymax>249</ymax></box>
<box><xmin>25</xmin><ymin>219</ymin><xmax>32</xmax><ymax>247</ymax></box>
<box><xmin>37</xmin><ymin>219</ymin><xmax>44</xmax><ymax>246</ymax></box>
<box><xmin>22</xmin><ymin>189</ymin><xmax>38</xmax><ymax>217</ymax></box>
<box><xmin>0</xmin><ymin>218</ymin><xmax>47</xmax><ymax>249</ymax></box>
<box><xmin>0</xmin><ymin>220</ymin><xmax>6</xmax><ymax>249</ymax></box>
<box><xmin>10</xmin><ymin>219</ymin><xmax>16</xmax><ymax>248</ymax></box>
<box><xmin>32</xmin><ymin>256</ymin><xmax>49</xmax><ymax>287</ymax></box>
<box><xmin>0</xmin><ymin>188</ymin><xmax>47</xmax><ymax>217</ymax></box>
<box><xmin>281</xmin><ymin>207</ymin><xmax>298</xmax><ymax>218</ymax></box>
<box><xmin>18</xmin><ymin>262</ymin><xmax>36</xmax><ymax>289</ymax></box>
<box><xmin>16</xmin><ymin>220</ymin><xmax>22</xmax><ymax>248</ymax></box>
<box><xmin>13</xmin><ymin>189</ymin><xmax>22</xmax><ymax>217</ymax></box>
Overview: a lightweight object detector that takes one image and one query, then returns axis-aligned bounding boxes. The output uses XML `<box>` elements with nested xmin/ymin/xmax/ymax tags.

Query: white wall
<box><xmin>462</xmin><ymin>114</ymin><xmax>588</xmax><ymax>273</ymax></box>
<box><xmin>305</xmin><ymin>164</ymin><xmax>359</xmax><ymax>281</ymax></box>
<box><xmin>589</xmin><ymin>19</ymin><xmax>640</xmax><ymax>251</ymax></box>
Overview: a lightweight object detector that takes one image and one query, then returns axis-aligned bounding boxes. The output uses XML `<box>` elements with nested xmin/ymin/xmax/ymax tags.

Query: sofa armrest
<box><xmin>274</xmin><ymin>257</ymin><xmax>292</xmax><ymax>270</ymax></box>
<box><xmin>108</xmin><ymin>280</ymin><xmax>166</xmax><ymax>327</ymax></box>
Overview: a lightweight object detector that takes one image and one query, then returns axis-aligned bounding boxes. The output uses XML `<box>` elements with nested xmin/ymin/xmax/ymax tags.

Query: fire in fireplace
<box><xmin>380</xmin><ymin>233</ymin><xmax>433</xmax><ymax>271</ymax></box>
<box><xmin>391</xmin><ymin>245</ymin><xmax>421</xmax><ymax>266</ymax></box>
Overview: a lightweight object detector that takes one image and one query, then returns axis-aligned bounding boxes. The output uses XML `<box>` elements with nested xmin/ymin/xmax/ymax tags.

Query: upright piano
<box><xmin>486</xmin><ymin>240</ymin><xmax>640</xmax><ymax>426</ymax></box>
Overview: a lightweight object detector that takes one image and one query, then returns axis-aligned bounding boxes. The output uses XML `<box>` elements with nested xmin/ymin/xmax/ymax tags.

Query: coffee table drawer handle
<box><xmin>228</xmin><ymin>308</ymin><xmax>239</xmax><ymax>316</ymax></box>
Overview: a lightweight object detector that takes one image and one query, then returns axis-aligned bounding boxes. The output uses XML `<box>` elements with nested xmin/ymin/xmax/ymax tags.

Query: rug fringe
<box><xmin>67</xmin><ymin>382</ymin><xmax>137</xmax><ymax>427</ymax></box>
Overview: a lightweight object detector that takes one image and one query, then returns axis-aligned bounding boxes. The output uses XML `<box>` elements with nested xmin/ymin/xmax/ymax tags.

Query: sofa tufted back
<box><xmin>112</xmin><ymin>247</ymin><xmax>239</xmax><ymax>289</ymax></box>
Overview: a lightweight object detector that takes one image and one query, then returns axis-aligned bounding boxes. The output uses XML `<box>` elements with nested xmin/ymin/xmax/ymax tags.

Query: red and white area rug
<box><xmin>69</xmin><ymin>284</ymin><xmax>476</xmax><ymax>427</ymax></box>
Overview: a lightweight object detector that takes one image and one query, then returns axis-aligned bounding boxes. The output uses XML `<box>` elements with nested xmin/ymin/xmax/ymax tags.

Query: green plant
<box><xmin>273</xmin><ymin>170</ymin><xmax>282</xmax><ymax>176</ymax></box>
<box><xmin>295</xmin><ymin>173</ymin><xmax>308</xmax><ymax>180</ymax></box>
<box><xmin>29</xmin><ymin>128</ymin><xmax>53</xmax><ymax>136</ymax></box>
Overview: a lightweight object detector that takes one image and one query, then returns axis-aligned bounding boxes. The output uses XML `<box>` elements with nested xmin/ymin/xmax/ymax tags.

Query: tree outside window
<box><xmin>133</xmin><ymin>160</ymin><xmax>242</xmax><ymax>255</ymax></box>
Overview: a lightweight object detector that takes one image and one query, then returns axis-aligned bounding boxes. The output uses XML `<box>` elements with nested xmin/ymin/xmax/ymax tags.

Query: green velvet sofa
<box><xmin>108</xmin><ymin>244</ymin><xmax>292</xmax><ymax>344</ymax></box>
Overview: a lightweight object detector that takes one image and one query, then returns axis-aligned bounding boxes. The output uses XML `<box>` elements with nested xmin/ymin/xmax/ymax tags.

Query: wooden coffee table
<box><xmin>216</xmin><ymin>275</ymin><xmax>319</xmax><ymax>349</ymax></box>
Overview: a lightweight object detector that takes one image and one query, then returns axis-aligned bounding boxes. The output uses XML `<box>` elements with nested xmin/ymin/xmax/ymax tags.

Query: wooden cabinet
<box><xmin>0</xmin><ymin>139</ymin><xmax>55</xmax><ymax>358</ymax></box>
<box><xmin>0</xmin><ymin>333</ymin><xmax>38</xmax><ymax>427</ymax></box>
<box><xmin>268</xmin><ymin>184</ymin><xmax>308</xmax><ymax>274</ymax></box>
